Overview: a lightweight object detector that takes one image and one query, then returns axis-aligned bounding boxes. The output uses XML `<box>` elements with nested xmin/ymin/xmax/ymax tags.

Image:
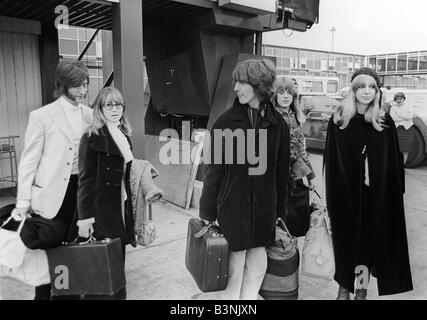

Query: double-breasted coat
<box><xmin>199</xmin><ymin>98</ymin><xmax>290</xmax><ymax>251</ymax></box>
<box><xmin>76</xmin><ymin>126</ymin><xmax>135</xmax><ymax>248</ymax></box>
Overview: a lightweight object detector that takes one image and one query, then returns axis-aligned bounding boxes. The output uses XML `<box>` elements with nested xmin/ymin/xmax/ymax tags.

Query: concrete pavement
<box><xmin>1</xmin><ymin>151</ymin><xmax>426</xmax><ymax>300</ymax></box>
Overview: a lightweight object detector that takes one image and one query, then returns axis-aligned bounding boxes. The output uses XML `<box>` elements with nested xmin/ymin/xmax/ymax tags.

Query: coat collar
<box><xmin>47</xmin><ymin>96</ymin><xmax>92</xmax><ymax>143</ymax></box>
<box><xmin>231</xmin><ymin>97</ymin><xmax>278</xmax><ymax>129</ymax></box>
<box><xmin>89</xmin><ymin>125</ymin><xmax>132</xmax><ymax>156</ymax></box>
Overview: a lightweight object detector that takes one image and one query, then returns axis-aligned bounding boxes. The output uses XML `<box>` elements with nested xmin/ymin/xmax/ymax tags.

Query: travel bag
<box><xmin>185</xmin><ymin>218</ymin><xmax>229</xmax><ymax>292</ymax></box>
<box><xmin>46</xmin><ymin>237</ymin><xmax>125</xmax><ymax>296</ymax></box>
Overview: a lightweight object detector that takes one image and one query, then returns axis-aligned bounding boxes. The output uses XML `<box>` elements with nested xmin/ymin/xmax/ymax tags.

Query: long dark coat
<box><xmin>76</xmin><ymin>126</ymin><xmax>135</xmax><ymax>248</ymax></box>
<box><xmin>324</xmin><ymin>113</ymin><xmax>413</xmax><ymax>295</ymax></box>
<box><xmin>199</xmin><ymin>98</ymin><xmax>290</xmax><ymax>251</ymax></box>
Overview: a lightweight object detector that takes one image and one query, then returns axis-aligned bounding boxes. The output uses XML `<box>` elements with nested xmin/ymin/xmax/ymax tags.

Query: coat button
<box><xmin>106</xmin><ymin>153</ymin><xmax>110</xmax><ymax>157</ymax></box>
<box><xmin>106</xmin><ymin>167</ymin><xmax>111</xmax><ymax>171</ymax></box>
<box><xmin>106</xmin><ymin>182</ymin><xmax>110</xmax><ymax>186</ymax></box>
<box><xmin>67</xmin><ymin>162</ymin><xmax>70</xmax><ymax>166</ymax></box>
<box><xmin>69</xmin><ymin>147</ymin><xmax>72</xmax><ymax>151</ymax></box>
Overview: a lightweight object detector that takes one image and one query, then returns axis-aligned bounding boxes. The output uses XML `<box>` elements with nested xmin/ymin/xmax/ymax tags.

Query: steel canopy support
<box><xmin>112</xmin><ymin>0</ymin><xmax>145</xmax><ymax>158</ymax></box>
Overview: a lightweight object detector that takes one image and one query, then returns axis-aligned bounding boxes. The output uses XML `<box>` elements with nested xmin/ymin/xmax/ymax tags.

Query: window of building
<box><xmin>397</xmin><ymin>54</ymin><xmax>407</xmax><ymax>71</ymax></box>
<box><xmin>79</xmin><ymin>28</ymin><xmax>95</xmax><ymax>41</ymax></box>
<box><xmin>59</xmin><ymin>27</ymin><xmax>78</xmax><ymax>40</ymax></box>
<box><xmin>299</xmin><ymin>51</ymin><xmax>307</xmax><ymax>69</ymax></box>
<box><xmin>264</xmin><ymin>47</ymin><xmax>274</xmax><ymax>56</ymax></box>
<box><xmin>78</xmin><ymin>41</ymin><xmax>97</xmax><ymax>56</ymax></box>
<box><xmin>368</xmin><ymin>57</ymin><xmax>376</xmax><ymax>70</ymax></box>
<box><xmin>408</xmin><ymin>54</ymin><xmax>418</xmax><ymax>71</ymax></box>
<box><xmin>354</xmin><ymin>57</ymin><xmax>361</xmax><ymax>70</ymax></box>
<box><xmin>327</xmin><ymin>80</ymin><xmax>339</xmax><ymax>94</ymax></box>
<box><xmin>387</xmin><ymin>56</ymin><xmax>397</xmax><ymax>72</ymax></box>
<box><xmin>59</xmin><ymin>39</ymin><xmax>78</xmax><ymax>55</ymax></box>
<box><xmin>335</xmin><ymin>56</ymin><xmax>342</xmax><ymax>72</ymax></box>
<box><xmin>377</xmin><ymin>57</ymin><xmax>386</xmax><ymax>72</ymax></box>
<box><xmin>419</xmin><ymin>55</ymin><xmax>427</xmax><ymax>71</ymax></box>
<box><xmin>328</xmin><ymin>54</ymin><xmax>335</xmax><ymax>71</ymax></box>
<box><xmin>347</xmin><ymin>57</ymin><xmax>353</xmax><ymax>73</ymax></box>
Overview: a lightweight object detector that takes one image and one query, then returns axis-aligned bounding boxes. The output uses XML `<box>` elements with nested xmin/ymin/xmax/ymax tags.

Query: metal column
<box><xmin>112</xmin><ymin>0</ymin><xmax>145</xmax><ymax>158</ymax></box>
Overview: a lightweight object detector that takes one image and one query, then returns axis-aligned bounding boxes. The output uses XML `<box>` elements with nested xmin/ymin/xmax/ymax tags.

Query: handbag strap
<box><xmin>0</xmin><ymin>215</ymin><xmax>27</xmax><ymax>235</ymax></box>
<box><xmin>276</xmin><ymin>217</ymin><xmax>293</xmax><ymax>237</ymax></box>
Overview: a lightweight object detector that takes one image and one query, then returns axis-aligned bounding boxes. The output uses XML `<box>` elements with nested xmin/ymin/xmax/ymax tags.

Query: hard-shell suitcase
<box><xmin>185</xmin><ymin>218</ymin><xmax>229</xmax><ymax>292</ymax></box>
<box><xmin>47</xmin><ymin>237</ymin><xmax>125</xmax><ymax>296</ymax></box>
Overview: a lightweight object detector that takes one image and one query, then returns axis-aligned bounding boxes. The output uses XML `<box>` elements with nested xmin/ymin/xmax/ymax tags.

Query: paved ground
<box><xmin>1</xmin><ymin>151</ymin><xmax>426</xmax><ymax>300</ymax></box>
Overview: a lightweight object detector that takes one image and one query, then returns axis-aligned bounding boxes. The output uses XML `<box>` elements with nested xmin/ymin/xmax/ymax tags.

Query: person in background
<box><xmin>324</xmin><ymin>68</ymin><xmax>413</xmax><ymax>300</ymax></box>
<box><xmin>199</xmin><ymin>59</ymin><xmax>290</xmax><ymax>300</ymax></box>
<box><xmin>10</xmin><ymin>59</ymin><xmax>92</xmax><ymax>300</ymax></box>
<box><xmin>272</xmin><ymin>76</ymin><xmax>316</xmax><ymax>237</ymax></box>
<box><xmin>389</xmin><ymin>92</ymin><xmax>415</xmax><ymax>163</ymax></box>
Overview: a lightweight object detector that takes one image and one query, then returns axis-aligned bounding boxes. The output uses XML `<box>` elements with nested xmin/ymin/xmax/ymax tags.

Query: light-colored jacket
<box><xmin>17</xmin><ymin>97</ymin><xmax>93</xmax><ymax>219</ymax></box>
<box><xmin>129</xmin><ymin>159</ymin><xmax>164</xmax><ymax>242</ymax></box>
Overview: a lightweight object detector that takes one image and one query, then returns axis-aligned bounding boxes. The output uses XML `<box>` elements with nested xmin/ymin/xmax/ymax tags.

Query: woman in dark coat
<box><xmin>324</xmin><ymin>68</ymin><xmax>413</xmax><ymax>300</ymax></box>
<box><xmin>199</xmin><ymin>59</ymin><xmax>290</xmax><ymax>300</ymax></box>
<box><xmin>76</xmin><ymin>87</ymin><xmax>135</xmax><ymax>300</ymax></box>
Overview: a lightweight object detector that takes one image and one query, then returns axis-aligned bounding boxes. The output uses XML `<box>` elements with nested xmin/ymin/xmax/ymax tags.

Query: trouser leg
<box><xmin>239</xmin><ymin>247</ymin><xmax>268</xmax><ymax>300</ymax></box>
<box><xmin>36</xmin><ymin>175</ymin><xmax>78</xmax><ymax>300</ymax></box>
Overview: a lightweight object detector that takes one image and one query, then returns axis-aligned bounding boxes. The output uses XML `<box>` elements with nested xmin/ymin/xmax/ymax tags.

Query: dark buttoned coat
<box><xmin>199</xmin><ymin>98</ymin><xmax>290</xmax><ymax>251</ymax></box>
<box><xmin>77</xmin><ymin>126</ymin><xmax>135</xmax><ymax>247</ymax></box>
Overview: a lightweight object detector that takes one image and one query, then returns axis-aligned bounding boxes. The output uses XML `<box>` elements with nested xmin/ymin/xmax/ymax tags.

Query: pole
<box><xmin>329</xmin><ymin>26</ymin><xmax>336</xmax><ymax>51</ymax></box>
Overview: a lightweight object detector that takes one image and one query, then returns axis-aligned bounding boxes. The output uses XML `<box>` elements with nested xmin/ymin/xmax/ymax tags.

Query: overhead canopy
<box><xmin>0</xmin><ymin>0</ymin><xmax>212</xmax><ymax>30</ymax></box>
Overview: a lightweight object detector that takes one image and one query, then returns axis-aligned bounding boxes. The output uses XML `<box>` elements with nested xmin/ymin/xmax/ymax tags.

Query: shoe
<box><xmin>336</xmin><ymin>286</ymin><xmax>350</xmax><ymax>300</ymax></box>
<box><xmin>354</xmin><ymin>289</ymin><xmax>367</xmax><ymax>300</ymax></box>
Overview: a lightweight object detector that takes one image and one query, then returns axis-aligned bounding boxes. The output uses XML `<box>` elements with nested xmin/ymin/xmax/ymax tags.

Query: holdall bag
<box><xmin>259</xmin><ymin>218</ymin><xmax>299</xmax><ymax>300</ymax></box>
<box><xmin>0</xmin><ymin>214</ymin><xmax>50</xmax><ymax>286</ymax></box>
<box><xmin>185</xmin><ymin>218</ymin><xmax>229</xmax><ymax>293</ymax></box>
<box><xmin>47</xmin><ymin>237</ymin><xmax>125</xmax><ymax>296</ymax></box>
<box><xmin>285</xmin><ymin>179</ymin><xmax>310</xmax><ymax>237</ymax></box>
<box><xmin>301</xmin><ymin>207</ymin><xmax>335</xmax><ymax>280</ymax></box>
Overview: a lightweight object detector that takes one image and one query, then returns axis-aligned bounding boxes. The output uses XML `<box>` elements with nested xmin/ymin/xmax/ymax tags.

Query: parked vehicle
<box><xmin>301</xmin><ymin>86</ymin><xmax>427</xmax><ymax>168</ymax></box>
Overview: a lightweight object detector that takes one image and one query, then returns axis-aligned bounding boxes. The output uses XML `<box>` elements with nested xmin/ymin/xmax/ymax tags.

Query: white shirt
<box><xmin>390</xmin><ymin>103</ymin><xmax>414</xmax><ymax>130</ymax></box>
<box><xmin>62</xmin><ymin>96</ymin><xmax>84</xmax><ymax>174</ymax></box>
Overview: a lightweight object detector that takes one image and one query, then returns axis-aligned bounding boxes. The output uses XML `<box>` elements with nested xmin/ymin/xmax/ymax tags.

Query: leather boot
<box><xmin>336</xmin><ymin>286</ymin><xmax>350</xmax><ymax>300</ymax></box>
<box><xmin>354</xmin><ymin>289</ymin><xmax>367</xmax><ymax>300</ymax></box>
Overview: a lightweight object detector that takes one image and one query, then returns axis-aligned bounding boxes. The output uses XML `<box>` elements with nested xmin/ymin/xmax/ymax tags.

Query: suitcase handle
<box><xmin>62</xmin><ymin>237</ymin><xmax>112</xmax><ymax>246</ymax></box>
<box><xmin>194</xmin><ymin>224</ymin><xmax>223</xmax><ymax>238</ymax></box>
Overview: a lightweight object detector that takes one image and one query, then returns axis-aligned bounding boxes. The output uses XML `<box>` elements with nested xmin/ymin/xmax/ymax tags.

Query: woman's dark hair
<box><xmin>393</xmin><ymin>92</ymin><xmax>406</xmax><ymax>101</ymax></box>
<box><xmin>54</xmin><ymin>59</ymin><xmax>89</xmax><ymax>99</ymax></box>
<box><xmin>232</xmin><ymin>59</ymin><xmax>276</xmax><ymax>101</ymax></box>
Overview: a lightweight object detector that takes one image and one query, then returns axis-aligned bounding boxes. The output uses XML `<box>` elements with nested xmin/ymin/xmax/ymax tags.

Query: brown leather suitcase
<box><xmin>47</xmin><ymin>238</ymin><xmax>125</xmax><ymax>296</ymax></box>
<box><xmin>185</xmin><ymin>218</ymin><xmax>229</xmax><ymax>292</ymax></box>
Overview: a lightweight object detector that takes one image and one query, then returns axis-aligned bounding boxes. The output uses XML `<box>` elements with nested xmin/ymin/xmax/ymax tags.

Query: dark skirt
<box><xmin>396</xmin><ymin>125</ymin><xmax>415</xmax><ymax>152</ymax></box>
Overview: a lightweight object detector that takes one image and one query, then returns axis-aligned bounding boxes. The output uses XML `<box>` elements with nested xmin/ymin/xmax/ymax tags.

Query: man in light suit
<box><xmin>11</xmin><ymin>59</ymin><xmax>93</xmax><ymax>300</ymax></box>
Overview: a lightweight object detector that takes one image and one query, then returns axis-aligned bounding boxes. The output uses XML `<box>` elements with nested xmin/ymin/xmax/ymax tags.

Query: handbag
<box><xmin>259</xmin><ymin>218</ymin><xmax>299</xmax><ymax>300</ymax></box>
<box><xmin>0</xmin><ymin>215</ymin><xmax>50</xmax><ymax>286</ymax></box>
<box><xmin>285</xmin><ymin>179</ymin><xmax>310</xmax><ymax>237</ymax></box>
<box><xmin>301</xmin><ymin>207</ymin><xmax>335</xmax><ymax>280</ymax></box>
<box><xmin>135</xmin><ymin>203</ymin><xmax>156</xmax><ymax>246</ymax></box>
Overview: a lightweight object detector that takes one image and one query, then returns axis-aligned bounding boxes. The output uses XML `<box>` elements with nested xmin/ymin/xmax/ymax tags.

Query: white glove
<box><xmin>77</xmin><ymin>219</ymin><xmax>94</xmax><ymax>238</ymax></box>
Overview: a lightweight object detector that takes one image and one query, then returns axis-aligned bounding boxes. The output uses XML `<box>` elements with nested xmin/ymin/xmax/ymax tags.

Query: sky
<box><xmin>263</xmin><ymin>0</ymin><xmax>427</xmax><ymax>55</ymax></box>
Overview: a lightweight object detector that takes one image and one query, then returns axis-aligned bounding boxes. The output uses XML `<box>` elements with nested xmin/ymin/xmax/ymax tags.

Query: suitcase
<box><xmin>185</xmin><ymin>218</ymin><xmax>229</xmax><ymax>292</ymax></box>
<box><xmin>46</xmin><ymin>237</ymin><xmax>125</xmax><ymax>296</ymax></box>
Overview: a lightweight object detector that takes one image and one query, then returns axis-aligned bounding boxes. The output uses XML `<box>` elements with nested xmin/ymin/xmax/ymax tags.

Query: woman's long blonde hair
<box><xmin>333</xmin><ymin>74</ymin><xmax>384</xmax><ymax>131</ymax></box>
<box><xmin>87</xmin><ymin>87</ymin><xmax>132</xmax><ymax>136</ymax></box>
<box><xmin>272</xmin><ymin>76</ymin><xmax>306</xmax><ymax>124</ymax></box>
